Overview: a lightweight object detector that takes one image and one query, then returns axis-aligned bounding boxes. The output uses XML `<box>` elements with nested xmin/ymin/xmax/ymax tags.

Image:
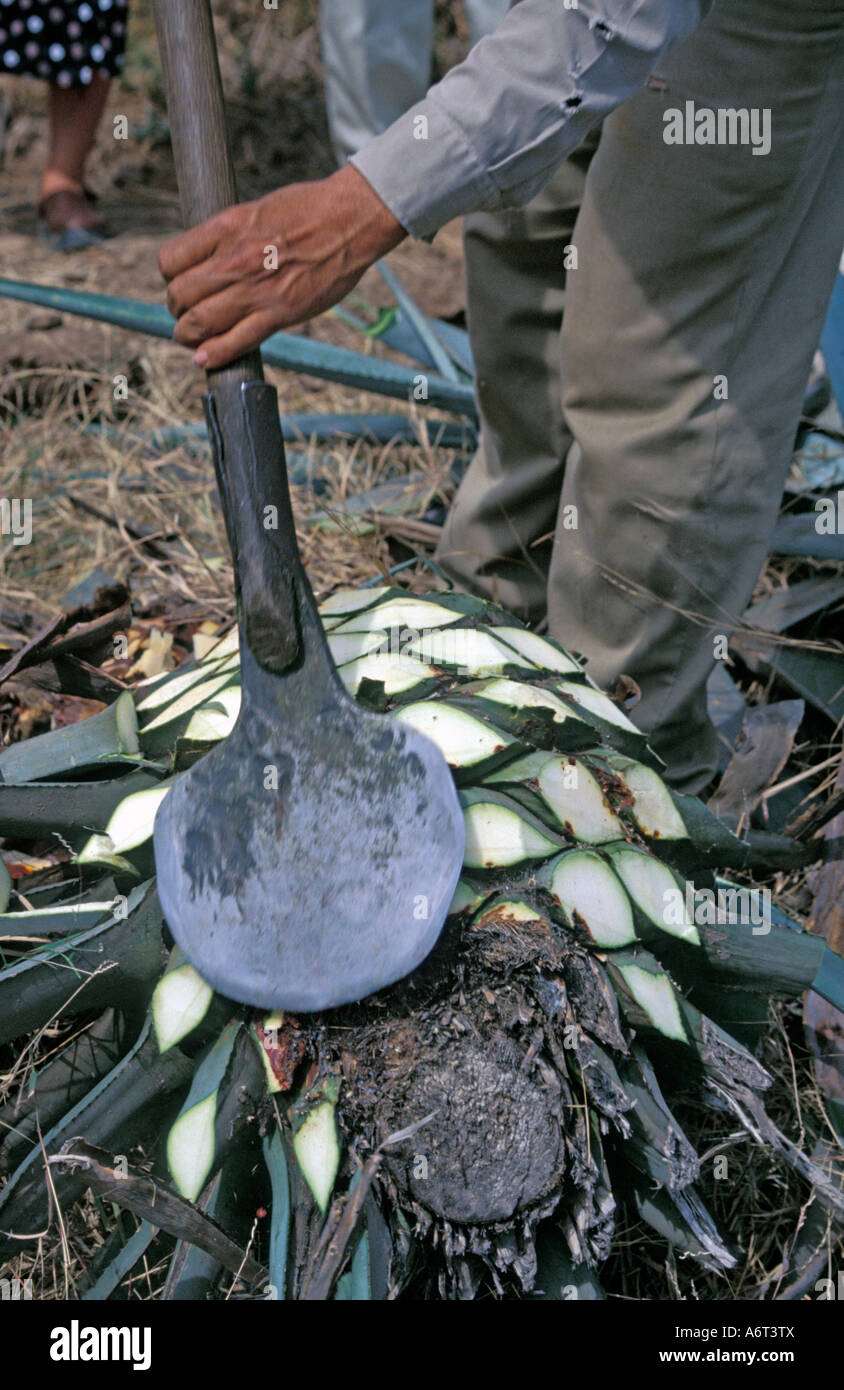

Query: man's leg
<box><xmin>437</xmin><ymin>131</ymin><xmax>600</xmax><ymax>623</ymax></box>
<box><xmin>320</xmin><ymin>0</ymin><xmax>434</xmax><ymax>163</ymax></box>
<box><xmin>552</xmin><ymin>0</ymin><xmax>844</xmax><ymax>792</ymax></box>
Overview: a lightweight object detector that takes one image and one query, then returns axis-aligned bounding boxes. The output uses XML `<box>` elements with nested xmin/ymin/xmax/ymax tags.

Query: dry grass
<box><xmin>0</xmin><ymin>348</ymin><xmax>461</xmax><ymax>626</ymax></box>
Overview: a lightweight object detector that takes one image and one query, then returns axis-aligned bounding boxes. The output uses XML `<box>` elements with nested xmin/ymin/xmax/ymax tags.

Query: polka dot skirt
<box><xmin>0</xmin><ymin>0</ymin><xmax>128</xmax><ymax>88</ymax></box>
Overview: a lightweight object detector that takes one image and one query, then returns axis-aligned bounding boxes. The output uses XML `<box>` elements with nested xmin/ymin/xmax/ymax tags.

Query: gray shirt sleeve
<box><xmin>351</xmin><ymin>0</ymin><xmax>713</xmax><ymax>238</ymax></box>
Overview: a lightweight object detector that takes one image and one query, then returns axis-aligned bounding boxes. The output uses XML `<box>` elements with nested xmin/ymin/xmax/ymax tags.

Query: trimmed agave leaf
<box><xmin>657</xmin><ymin>792</ymin><xmax>794</xmax><ymax>872</ymax></box>
<box><xmin>153</xmin><ymin>949</ymin><xmax>216</xmax><ymax>1053</ymax></box>
<box><xmin>334</xmin><ymin>1218</ymin><xmax>372</xmax><ymax>1300</ymax></box>
<box><xmin>0</xmin><ymin>901</ymin><xmax>116</xmax><ymax>940</ymax></box>
<box><xmin>492</xmin><ymin>627</ymin><xmax>582</xmax><ymax>676</ymax></box>
<box><xmin>489</xmin><ymin>754</ymin><xmax>624</xmax><ymax>844</ymax></box>
<box><xmin>337</xmin><ymin>651</ymin><xmax>440</xmax><ymax>700</ymax></box>
<box><xmin>169</xmin><ymin>1096</ymin><xmax>217</xmax><ymax>1203</ymax></box>
<box><xmin>263</xmin><ymin>1128</ymin><xmax>291</xmax><ymax>1300</ymax></box>
<box><xmin>393</xmin><ymin>699</ymin><xmax>521</xmax><ymax>778</ymax></box>
<box><xmin>0</xmin><ymin>769</ymin><xmax>162</xmax><ymax>842</ymax></box>
<box><xmin>555</xmin><ymin>681</ymin><xmax>641</xmax><ymax>733</ymax></box>
<box><xmin>472</xmin><ymin>896</ymin><xmax>546</xmax><ymax>928</ymax></box>
<box><xmin>607</xmin><ymin>953</ymin><xmax>689</xmax><ymax>1044</ymax></box>
<box><xmin>674</xmin><ymin>980</ymin><xmax>770</xmax><ymax>1049</ymax></box>
<box><xmin>630</xmin><ymin>1180</ymin><xmax>736</xmax><ymax>1273</ymax></box>
<box><xmin>532</xmin><ymin>1229</ymin><xmax>604</xmax><ymax>1300</ymax></box>
<box><xmin>77</xmin><ymin>782</ymin><xmax>172</xmax><ymax>872</ymax></box>
<box><xmin>163</xmin><ymin>1143</ymin><xmax>267</xmax><ymax>1301</ymax></box>
<box><xmin>0</xmin><ymin>690</ymin><xmax>139</xmax><ymax>784</ymax></box>
<box><xmin>410</xmin><ymin>590</ymin><xmax>504</xmax><ymax>621</ymax></box>
<box><xmin>0</xmin><ymin>881</ymin><xmax>166</xmax><ymax>1047</ymax></box>
<box><xmin>538</xmin><ymin>849</ymin><xmax>637</xmax><ymax>948</ymax></box>
<box><xmin>686</xmin><ymin>896</ymin><xmax>825</xmax><ymax>998</ymax></box>
<box><xmin>464</xmin><ymin>678</ymin><xmax>583</xmax><ymax>724</ymax></box>
<box><xmin>331</xmin><ymin>596</ymin><xmax>465</xmax><ymax>636</ymax></box>
<box><xmin>167</xmin><ymin>1022</ymin><xmax>241</xmax><ymax>1201</ymax></box>
<box><xmin>453</xmin><ymin>682</ymin><xmax>597</xmax><ymax>753</ymax></box>
<box><xmin>326</xmin><ymin>630</ymin><xmax>388</xmax><ymax>667</ymax></box>
<box><xmin>138</xmin><ymin>671</ymin><xmax>237</xmax><ymax>751</ymax></box>
<box><xmin>195</xmin><ymin>626</ymin><xmax>240</xmax><ymax>662</ymax></box>
<box><xmin>181</xmin><ymin>686</ymin><xmax>242</xmax><ymax>744</ymax></box>
<box><xmin>333</xmin><ymin>1169</ymin><xmax>390</xmax><ymax>1302</ymax></box>
<box><xmin>135</xmin><ymin>650</ymin><xmax>238</xmax><ymax>715</ymax></box>
<box><xmin>135</xmin><ymin>625</ymin><xmax>241</xmax><ymax>707</ymax></box>
<box><xmin>459</xmin><ymin>787</ymin><xmax>562</xmax><ymax>869</ymax></box>
<box><xmin>483</xmin><ymin>750</ymin><xmax>549</xmax><ymax>783</ymax></box>
<box><xmin>403</xmin><ymin>627</ymin><xmax>539</xmax><ymax>677</ymax></box>
<box><xmin>602</xmin><ymin>753</ymin><xmax>688</xmax><ymax>841</ymax></box>
<box><xmin>604</xmin><ymin>844</ymin><xmax>701</xmax><ymax>947</ymax></box>
<box><xmin>674</xmin><ymin>995</ymin><xmax>772</xmax><ymax>1093</ymax></box>
<box><xmin>447</xmin><ymin>878</ymin><xmax>485</xmax><ymax>917</ymax></box>
<box><xmin>291</xmin><ymin>1076</ymin><xmax>341</xmax><ymax>1214</ymax></box>
<box><xmin>615</xmin><ymin>1048</ymin><xmax>699</xmax><ymax>1190</ymax></box>
<box><xmin>318</xmin><ymin>585</ymin><xmax>390</xmax><ymax>628</ymax></box>
<box><xmin>253</xmin><ymin>1010</ymin><xmax>286</xmax><ymax>1095</ymax></box>
<box><xmin>3</xmin><ymin>875</ymin><xmax>118</xmax><ymax>912</ymax></box>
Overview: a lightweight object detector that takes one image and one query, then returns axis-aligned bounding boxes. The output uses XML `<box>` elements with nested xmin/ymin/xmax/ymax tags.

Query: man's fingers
<box><xmin>192</xmin><ymin>311</ymin><xmax>280</xmax><ymax>371</ymax></box>
<box><xmin>167</xmin><ymin>257</ymin><xmax>242</xmax><ymax>319</ymax></box>
<box><xmin>158</xmin><ymin>213</ymin><xmax>228</xmax><ymax>281</ymax></box>
<box><xmin>171</xmin><ymin>283</ymin><xmax>268</xmax><ymax>348</ymax></box>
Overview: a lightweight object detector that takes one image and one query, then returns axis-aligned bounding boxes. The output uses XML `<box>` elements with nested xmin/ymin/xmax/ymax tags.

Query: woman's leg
<box><xmin>40</xmin><ymin>72</ymin><xmax>110</xmax><ymax>211</ymax></box>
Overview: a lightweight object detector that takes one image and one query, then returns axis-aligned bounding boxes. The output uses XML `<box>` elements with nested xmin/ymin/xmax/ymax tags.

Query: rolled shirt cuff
<box><xmin>351</xmin><ymin>97</ymin><xmax>502</xmax><ymax>239</ymax></box>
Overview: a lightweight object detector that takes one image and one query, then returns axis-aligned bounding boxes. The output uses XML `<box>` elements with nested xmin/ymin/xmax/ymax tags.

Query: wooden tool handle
<box><xmin>152</xmin><ymin>0</ymin><xmax>263</xmax><ymax>392</ymax></box>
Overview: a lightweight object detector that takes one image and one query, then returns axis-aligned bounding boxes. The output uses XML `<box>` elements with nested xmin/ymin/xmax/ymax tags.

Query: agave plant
<box><xmin>0</xmin><ymin>586</ymin><xmax>841</xmax><ymax>1299</ymax></box>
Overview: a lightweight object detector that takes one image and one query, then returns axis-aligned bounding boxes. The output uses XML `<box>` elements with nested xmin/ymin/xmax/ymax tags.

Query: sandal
<box><xmin>37</xmin><ymin>187</ymin><xmax>110</xmax><ymax>253</ymax></box>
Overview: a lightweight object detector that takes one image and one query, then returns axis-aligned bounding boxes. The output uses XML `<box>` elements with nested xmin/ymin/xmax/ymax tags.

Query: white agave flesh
<box><xmin>473</xmin><ymin>678</ymin><xmax>574</xmax><ymax>722</ymax></box>
<box><xmin>616</xmin><ymin>964</ymin><xmax>686</xmax><ymax>1043</ymax></box>
<box><xmin>78</xmin><ymin>783</ymin><xmax>171</xmax><ymax>863</ymax></box>
<box><xmin>405</xmin><ymin>627</ymin><xmax>538</xmax><ymax>676</ymax></box>
<box><xmin>493</xmin><ymin>627</ymin><xmax>581</xmax><ymax>675</ymax></box>
<box><xmin>548</xmin><ymin>852</ymin><xmax>636</xmax><ymax>948</ymax></box>
<box><xmin>337</xmin><ymin>651</ymin><xmax>439</xmax><ymax>697</ymax></box>
<box><xmin>610</xmin><ymin>849</ymin><xmax>700</xmax><ymax>946</ymax></box>
<box><xmin>556</xmin><ymin>681</ymin><xmax>641</xmax><ymax>733</ymax></box>
<box><xmin>394</xmin><ymin>701</ymin><xmax>513</xmax><ymax>767</ymax></box>
<box><xmin>331</xmin><ymin>597</ymin><xmax>462</xmax><ymax>635</ymax></box>
<box><xmin>463</xmin><ymin>801</ymin><xmax>558</xmax><ymax>869</ymax></box>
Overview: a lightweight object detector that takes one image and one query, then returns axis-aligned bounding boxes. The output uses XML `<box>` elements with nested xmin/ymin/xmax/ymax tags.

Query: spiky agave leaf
<box><xmin>0</xmin><ymin>586</ymin><xmax>841</xmax><ymax>1298</ymax></box>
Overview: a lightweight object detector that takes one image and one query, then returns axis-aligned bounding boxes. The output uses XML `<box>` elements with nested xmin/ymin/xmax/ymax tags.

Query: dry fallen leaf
<box><xmin>129</xmin><ymin>627</ymin><xmax>174</xmax><ymax>679</ymax></box>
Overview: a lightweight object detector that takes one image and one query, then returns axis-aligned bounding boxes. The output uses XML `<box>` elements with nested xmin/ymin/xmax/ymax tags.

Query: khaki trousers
<box><xmin>437</xmin><ymin>0</ymin><xmax>844</xmax><ymax>792</ymax></box>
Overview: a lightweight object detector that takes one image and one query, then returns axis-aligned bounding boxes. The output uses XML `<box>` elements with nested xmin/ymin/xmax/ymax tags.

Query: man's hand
<box><xmin>159</xmin><ymin>164</ymin><xmax>407</xmax><ymax>370</ymax></box>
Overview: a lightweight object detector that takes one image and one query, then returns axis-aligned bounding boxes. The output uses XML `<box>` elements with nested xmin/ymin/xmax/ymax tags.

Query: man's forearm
<box><xmin>159</xmin><ymin>0</ymin><xmax>714</xmax><ymax>368</ymax></box>
<box><xmin>352</xmin><ymin>0</ymin><xmax>713</xmax><ymax>238</ymax></box>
